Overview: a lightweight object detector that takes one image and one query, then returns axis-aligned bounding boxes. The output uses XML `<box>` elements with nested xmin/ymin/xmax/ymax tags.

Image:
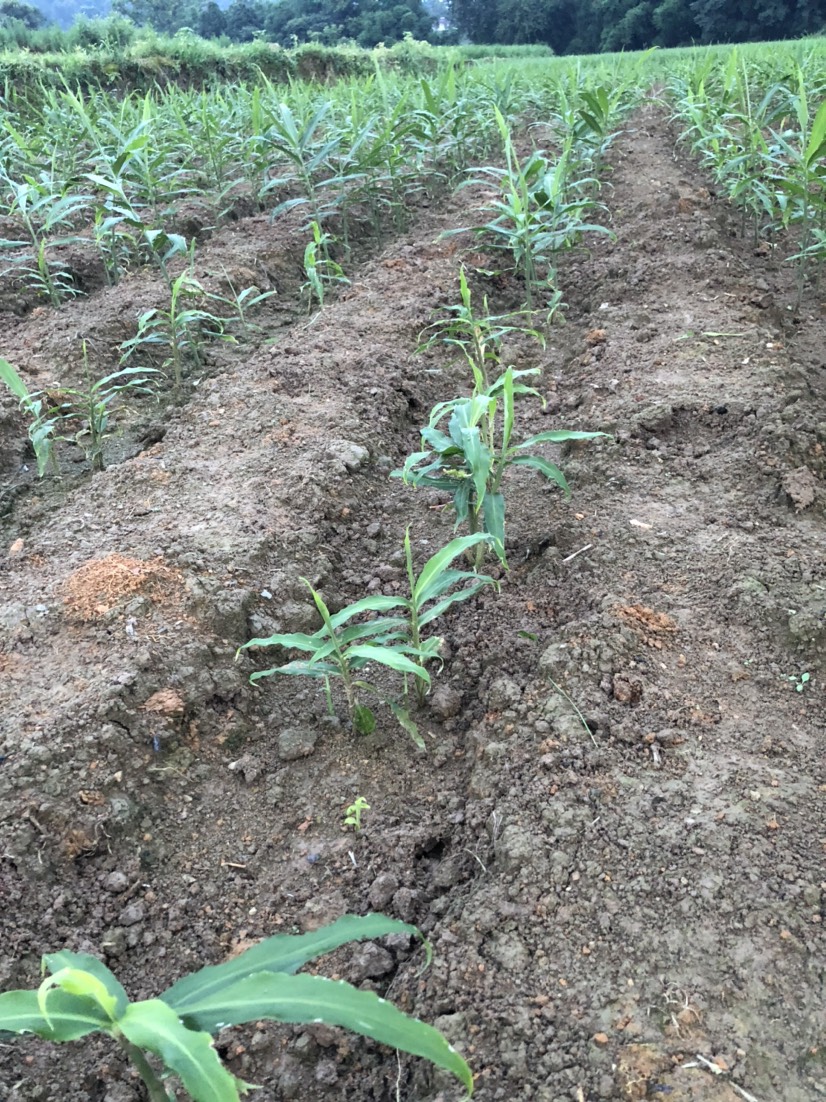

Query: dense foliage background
<box><xmin>0</xmin><ymin>0</ymin><xmax>823</xmax><ymax>49</ymax></box>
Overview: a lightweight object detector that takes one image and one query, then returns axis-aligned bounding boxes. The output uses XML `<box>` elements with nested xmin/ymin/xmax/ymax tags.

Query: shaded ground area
<box><xmin>1</xmin><ymin>101</ymin><xmax>824</xmax><ymax>1102</ymax></box>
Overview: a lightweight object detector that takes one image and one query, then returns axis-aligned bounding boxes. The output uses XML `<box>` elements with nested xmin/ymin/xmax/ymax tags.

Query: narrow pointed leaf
<box><xmin>0</xmin><ymin>988</ymin><xmax>110</xmax><ymax>1042</ymax></box>
<box><xmin>482</xmin><ymin>493</ymin><xmax>506</xmax><ymax>562</ymax></box>
<box><xmin>389</xmin><ymin>702</ymin><xmax>425</xmax><ymax>749</ymax></box>
<box><xmin>169</xmin><ymin>972</ymin><xmax>472</xmax><ymax>1093</ymax></box>
<box><xmin>461</xmin><ymin>427</ymin><xmax>491</xmax><ymax>510</ymax></box>
<box><xmin>239</xmin><ymin>632</ymin><xmax>320</xmax><ymax>654</ymax></box>
<box><xmin>346</xmin><ymin>645</ymin><xmax>431</xmax><ymax>684</ymax></box>
<box><xmin>414</xmin><ymin>533</ymin><xmax>492</xmax><ymax>606</ymax></box>
<box><xmin>510</xmin><ymin>454</ymin><xmax>570</xmax><ymax>494</ymax></box>
<box><xmin>119</xmin><ymin>1000</ymin><xmax>249</xmax><ymax>1102</ymax></box>
<box><xmin>250</xmin><ymin>659</ymin><xmax>337</xmax><ymax>682</ymax></box>
<box><xmin>161</xmin><ymin>915</ymin><xmax>422</xmax><ymax>1011</ymax></box>
<box><xmin>0</xmin><ymin>357</ymin><xmax>30</xmax><ymax>402</ymax></box>
<box><xmin>327</xmin><ymin>594</ymin><xmax>406</xmax><ymax>630</ymax></box>
<box><xmin>43</xmin><ymin>952</ymin><xmax>128</xmax><ymax>1019</ymax></box>
<box><xmin>419</xmin><ymin>578</ymin><xmax>495</xmax><ymax>626</ymax></box>
<box><xmin>516</xmin><ymin>430</ymin><xmax>607</xmax><ymax>448</ymax></box>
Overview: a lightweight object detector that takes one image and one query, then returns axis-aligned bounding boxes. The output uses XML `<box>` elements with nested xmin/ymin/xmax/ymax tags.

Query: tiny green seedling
<box><xmin>60</xmin><ymin>342</ymin><xmax>158</xmax><ymax>472</ymax></box>
<box><xmin>343</xmin><ymin>797</ymin><xmax>370</xmax><ymax>832</ymax></box>
<box><xmin>119</xmin><ymin>269</ymin><xmax>233</xmax><ymax>393</ymax></box>
<box><xmin>788</xmin><ymin>671</ymin><xmax>811</xmax><ymax>692</ymax></box>
<box><xmin>0</xmin><ymin>915</ymin><xmax>472</xmax><ymax>1101</ymax></box>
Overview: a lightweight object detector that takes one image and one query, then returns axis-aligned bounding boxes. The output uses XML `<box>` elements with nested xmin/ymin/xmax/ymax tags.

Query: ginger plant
<box><xmin>0</xmin><ymin>915</ymin><xmax>472</xmax><ymax>1101</ymax></box>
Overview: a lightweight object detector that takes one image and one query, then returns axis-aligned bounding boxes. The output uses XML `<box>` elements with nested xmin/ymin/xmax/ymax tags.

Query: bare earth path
<box><xmin>1</xmin><ymin>101</ymin><xmax>823</xmax><ymax>1102</ymax></box>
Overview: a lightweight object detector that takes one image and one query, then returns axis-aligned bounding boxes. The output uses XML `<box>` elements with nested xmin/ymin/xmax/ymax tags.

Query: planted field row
<box><xmin>666</xmin><ymin>47</ymin><xmax>826</xmax><ymax>302</ymax></box>
<box><xmin>0</xmin><ymin>64</ymin><xmax>634</xmax><ymax>486</ymax></box>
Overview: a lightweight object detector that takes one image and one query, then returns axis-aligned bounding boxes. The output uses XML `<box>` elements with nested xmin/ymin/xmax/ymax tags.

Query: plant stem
<box><xmin>118</xmin><ymin>1038</ymin><xmax>171</xmax><ymax>1102</ymax></box>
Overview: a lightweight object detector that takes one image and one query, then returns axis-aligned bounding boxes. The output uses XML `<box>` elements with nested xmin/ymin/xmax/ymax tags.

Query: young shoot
<box><xmin>0</xmin><ymin>916</ymin><xmax>472</xmax><ymax>1101</ymax></box>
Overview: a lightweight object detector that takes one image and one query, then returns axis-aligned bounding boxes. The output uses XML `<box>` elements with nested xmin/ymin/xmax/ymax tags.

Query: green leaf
<box><xmin>805</xmin><ymin>99</ymin><xmax>826</xmax><ymax>168</ymax></box>
<box><xmin>238</xmin><ymin>632</ymin><xmax>320</xmax><ymax>655</ymax></box>
<box><xmin>327</xmin><ymin>594</ymin><xmax>407</xmax><ymax>630</ymax></box>
<box><xmin>0</xmin><ymin>988</ymin><xmax>111</xmax><ymax>1042</ymax></box>
<box><xmin>516</xmin><ymin>429</ymin><xmax>607</xmax><ymax>448</ymax></box>
<box><xmin>353</xmin><ymin>702</ymin><xmax>376</xmax><ymax>735</ymax></box>
<box><xmin>419</xmin><ymin>578</ymin><xmax>495</xmax><ymax>627</ymax></box>
<box><xmin>161</xmin><ymin>915</ymin><xmax>422</xmax><ymax>1012</ymax></box>
<box><xmin>167</xmin><ymin>972</ymin><xmax>472</xmax><ymax>1094</ymax></box>
<box><xmin>38</xmin><ymin>968</ymin><xmax>119</xmax><ymax>1027</ymax></box>
<box><xmin>461</xmin><ymin>426</ymin><xmax>491</xmax><ymax>510</ymax></box>
<box><xmin>390</xmin><ymin>700</ymin><xmax>426</xmax><ymax>748</ymax></box>
<box><xmin>501</xmin><ymin>367</ymin><xmax>515</xmax><ymax>455</ymax></box>
<box><xmin>509</xmin><ymin>454</ymin><xmax>570</xmax><ymax>495</ymax></box>
<box><xmin>42</xmin><ymin>952</ymin><xmax>128</xmax><ymax>1019</ymax></box>
<box><xmin>0</xmin><ymin>357</ymin><xmax>30</xmax><ymax>402</ymax></box>
<box><xmin>119</xmin><ymin>1000</ymin><xmax>249</xmax><ymax>1102</ymax></box>
<box><xmin>414</xmin><ymin>533</ymin><xmax>493</xmax><ymax>607</ymax></box>
<box><xmin>346</xmin><ymin>645</ymin><xmax>431</xmax><ymax>684</ymax></box>
<box><xmin>249</xmin><ymin>659</ymin><xmax>338</xmax><ymax>682</ymax></box>
<box><xmin>482</xmin><ymin>493</ymin><xmax>506</xmax><ymax>563</ymax></box>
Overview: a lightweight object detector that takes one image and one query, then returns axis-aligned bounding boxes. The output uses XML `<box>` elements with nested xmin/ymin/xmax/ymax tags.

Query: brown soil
<box><xmin>1</xmin><ymin>101</ymin><xmax>824</xmax><ymax>1102</ymax></box>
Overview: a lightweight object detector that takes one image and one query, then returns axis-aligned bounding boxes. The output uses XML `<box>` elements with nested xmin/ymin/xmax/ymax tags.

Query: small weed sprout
<box><xmin>0</xmin><ymin>915</ymin><xmax>473</xmax><ymax>1101</ymax></box>
<box><xmin>213</xmin><ymin>268</ymin><xmax>277</xmax><ymax>335</ymax></box>
<box><xmin>788</xmin><ymin>671</ymin><xmax>811</xmax><ymax>692</ymax></box>
<box><xmin>343</xmin><ymin>796</ymin><xmax>370</xmax><ymax>832</ymax></box>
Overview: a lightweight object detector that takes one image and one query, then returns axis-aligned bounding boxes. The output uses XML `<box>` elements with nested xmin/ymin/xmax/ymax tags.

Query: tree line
<box><xmin>451</xmin><ymin>0</ymin><xmax>825</xmax><ymax>53</ymax></box>
<box><xmin>1</xmin><ymin>0</ymin><xmax>823</xmax><ymax>50</ymax></box>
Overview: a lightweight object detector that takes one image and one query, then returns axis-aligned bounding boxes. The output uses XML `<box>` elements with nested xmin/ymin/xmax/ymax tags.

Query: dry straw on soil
<box><xmin>61</xmin><ymin>553</ymin><xmax>183</xmax><ymax>622</ymax></box>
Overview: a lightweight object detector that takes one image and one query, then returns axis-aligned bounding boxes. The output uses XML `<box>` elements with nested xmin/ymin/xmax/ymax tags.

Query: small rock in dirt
<box><xmin>346</xmin><ymin>942</ymin><xmax>394</xmax><ymax>982</ymax></box>
<box><xmin>430</xmin><ymin>685</ymin><xmax>463</xmax><ymax>719</ymax></box>
<box><xmin>432</xmin><ymin>854</ymin><xmax>469</xmax><ymax>889</ymax></box>
<box><xmin>274</xmin><ymin>1056</ymin><xmax>304</xmax><ymax>1100</ymax></box>
<box><xmin>102</xmin><ymin>927</ymin><xmax>128</xmax><ymax>957</ymax></box>
<box><xmin>654</xmin><ymin>728</ymin><xmax>683</xmax><ymax>748</ymax></box>
<box><xmin>368</xmin><ymin>872</ymin><xmax>399</xmax><ymax>909</ymax></box>
<box><xmin>327</xmin><ymin>439</ymin><xmax>369</xmax><ymax>472</ymax></box>
<box><xmin>277</xmin><ymin>600</ymin><xmax>320</xmax><ymax>634</ymax></box>
<box><xmin>781</xmin><ymin>467</ymin><xmax>818</xmax><ymax>512</ymax></box>
<box><xmin>597</xmin><ymin>1074</ymin><xmax>616</xmax><ymax>1098</ymax></box>
<box><xmin>104</xmin><ymin>871</ymin><xmax>129</xmax><ymax>894</ymax></box>
<box><xmin>119</xmin><ymin>903</ymin><xmax>145</xmax><ymax>927</ymax></box>
<box><xmin>392</xmin><ymin>887</ymin><xmax>419</xmax><ymax>922</ymax></box>
<box><xmin>314</xmin><ymin>1060</ymin><xmax>339</xmax><ymax>1086</ymax></box>
<box><xmin>103</xmin><ymin>1085</ymin><xmax>140</xmax><ymax>1102</ymax></box>
<box><xmin>612</xmin><ymin>673</ymin><xmax>643</xmax><ymax>705</ymax></box>
<box><xmin>228</xmin><ymin>753</ymin><xmax>263</xmax><ymax>783</ymax></box>
<box><xmin>487</xmin><ymin>676</ymin><xmax>522</xmax><ymax>710</ymax></box>
<box><xmin>539</xmin><ymin>642</ymin><xmax>572</xmax><ymax>674</ymax></box>
<box><xmin>495</xmin><ymin>824</ymin><xmax>548</xmax><ymax>874</ymax></box>
<box><xmin>277</xmin><ymin>727</ymin><xmax>319</xmax><ymax>761</ymax></box>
